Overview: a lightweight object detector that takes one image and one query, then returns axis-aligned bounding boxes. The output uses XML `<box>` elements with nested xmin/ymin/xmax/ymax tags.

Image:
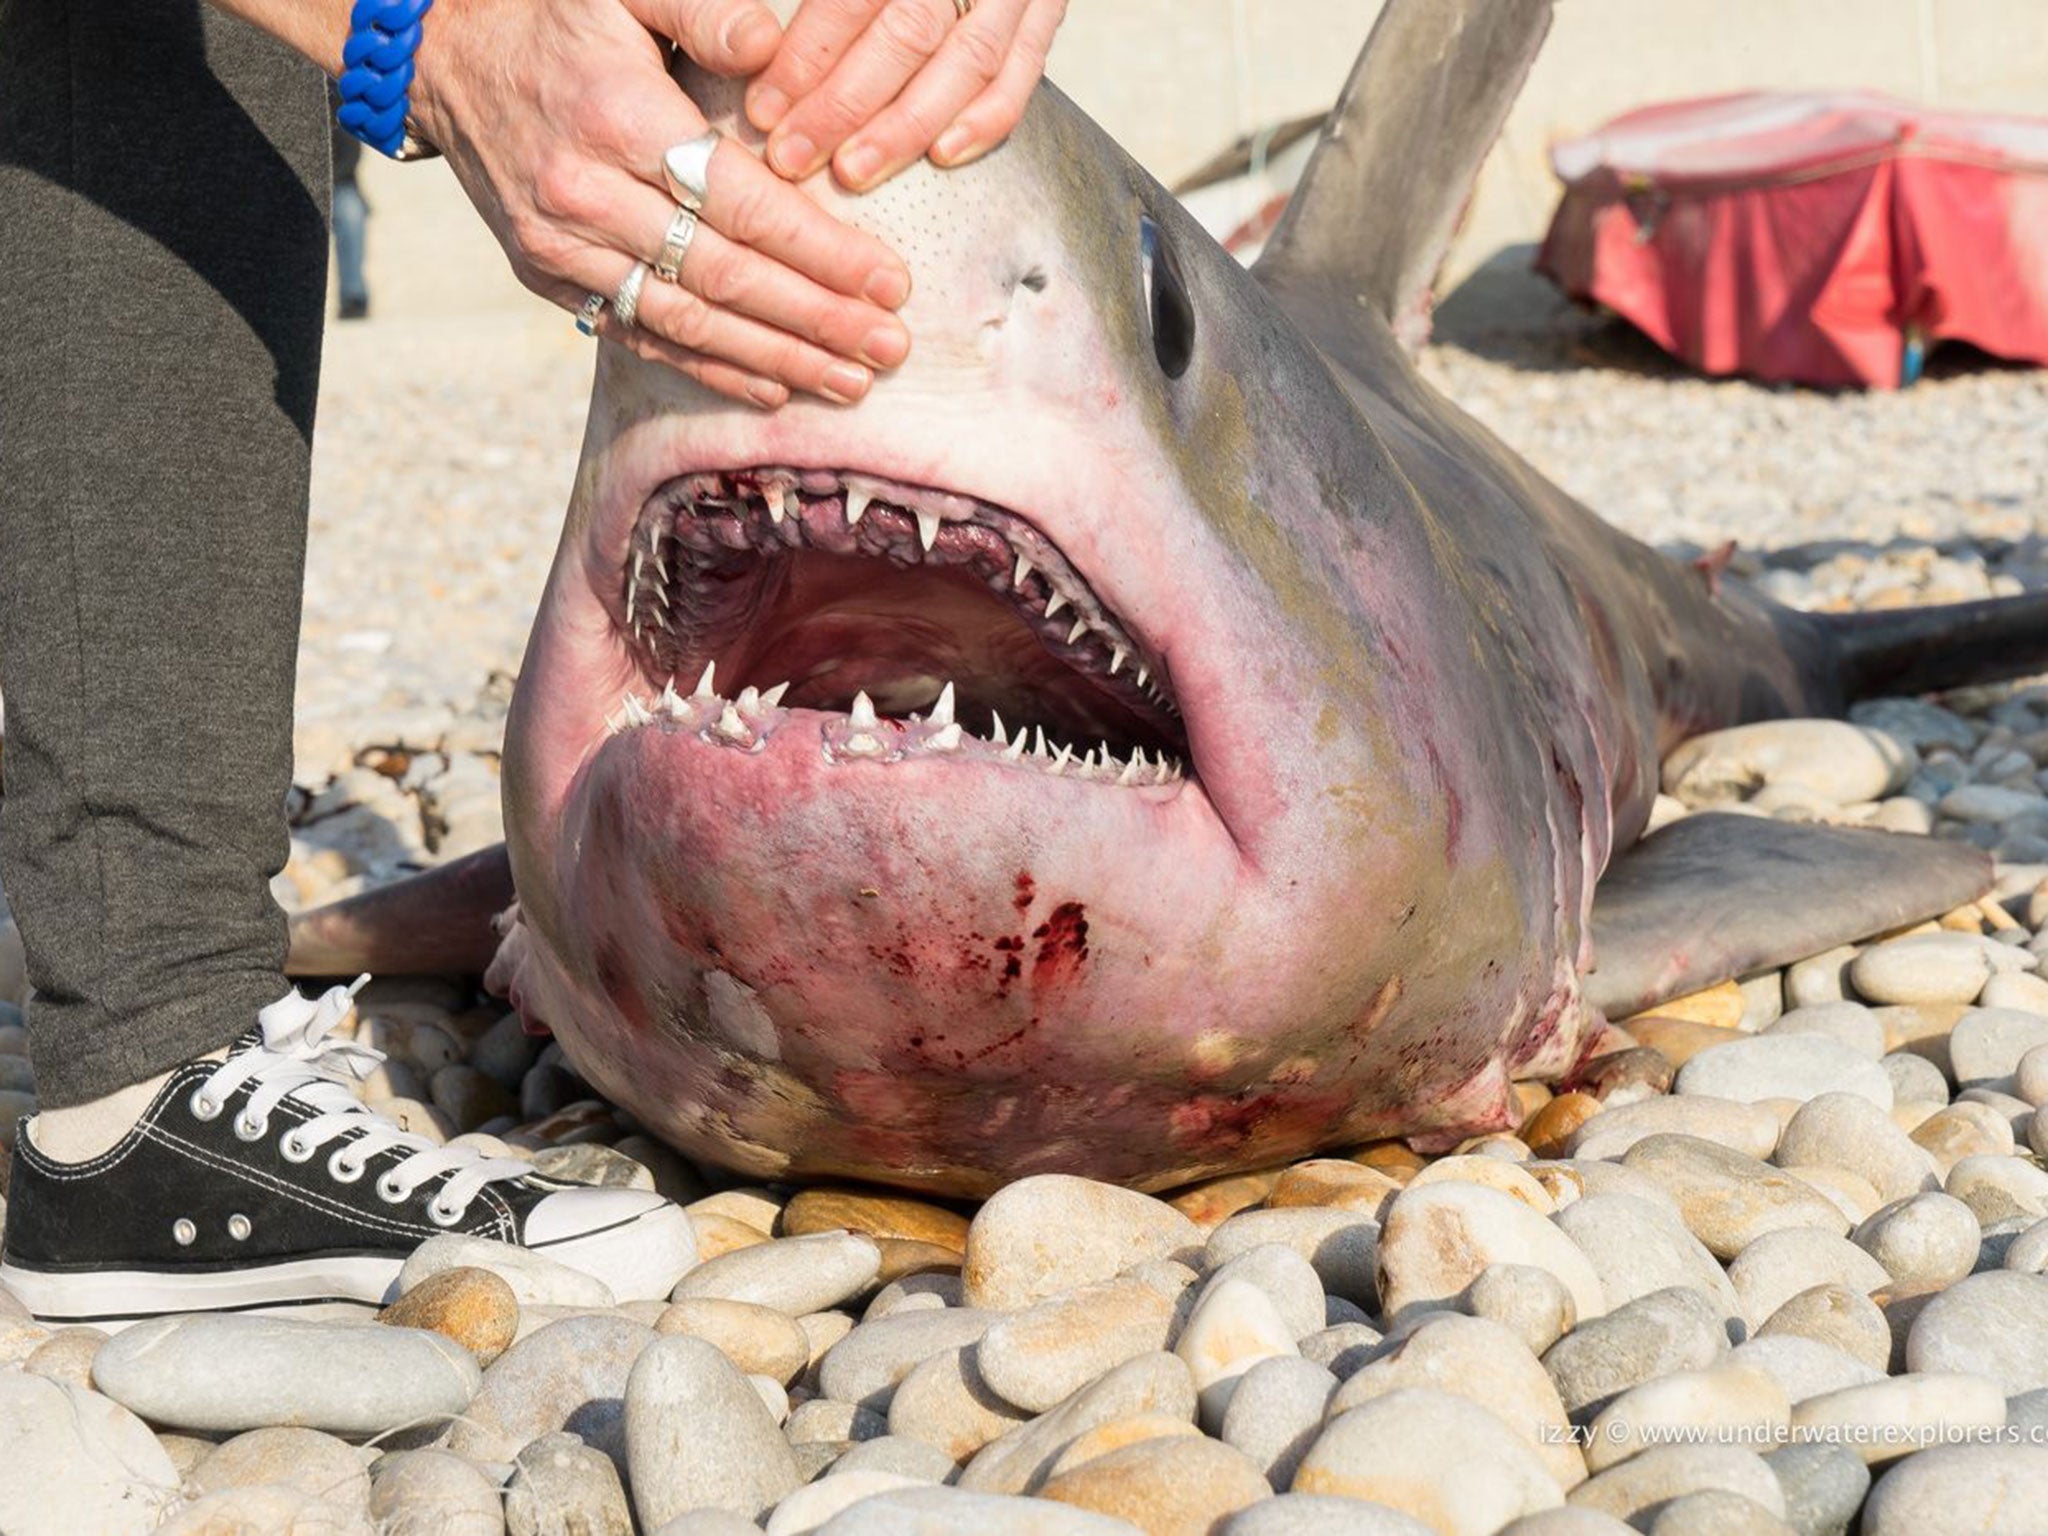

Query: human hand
<box><xmin>409</xmin><ymin>0</ymin><xmax>914</xmax><ymax>406</ymax></box>
<box><xmin>745</xmin><ymin>0</ymin><xmax>1067</xmax><ymax>191</ymax></box>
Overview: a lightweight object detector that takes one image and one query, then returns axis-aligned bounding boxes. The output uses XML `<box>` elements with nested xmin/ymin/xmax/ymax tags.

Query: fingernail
<box><xmin>838</xmin><ymin>142</ymin><xmax>882</xmax><ymax>188</ymax></box>
<box><xmin>746</xmin><ymin>379</ymin><xmax>789</xmax><ymax>410</ymax></box>
<box><xmin>724</xmin><ymin>10</ymin><xmax>778</xmax><ymax>64</ymax></box>
<box><xmin>860</xmin><ymin>323</ymin><xmax>909</xmax><ymax>370</ymax></box>
<box><xmin>769</xmin><ymin>131</ymin><xmax>816</xmax><ymax>179</ymax></box>
<box><xmin>931</xmin><ymin>126</ymin><xmax>974</xmax><ymax>165</ymax></box>
<box><xmin>821</xmin><ymin>363</ymin><xmax>871</xmax><ymax>404</ymax></box>
<box><xmin>864</xmin><ymin>267</ymin><xmax>911</xmax><ymax>309</ymax></box>
<box><xmin>748</xmin><ymin>85</ymin><xmax>790</xmax><ymax>130</ymax></box>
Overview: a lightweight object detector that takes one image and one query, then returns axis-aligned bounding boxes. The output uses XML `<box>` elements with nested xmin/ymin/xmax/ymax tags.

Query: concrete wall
<box><xmin>1045</xmin><ymin>0</ymin><xmax>2048</xmax><ymax>283</ymax></box>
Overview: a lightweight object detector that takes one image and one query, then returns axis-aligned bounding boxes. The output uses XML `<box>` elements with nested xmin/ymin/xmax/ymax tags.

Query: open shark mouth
<box><xmin>609</xmin><ymin>468</ymin><xmax>1191</xmax><ymax>785</ymax></box>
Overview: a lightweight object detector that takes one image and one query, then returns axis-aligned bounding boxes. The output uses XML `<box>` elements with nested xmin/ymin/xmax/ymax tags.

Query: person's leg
<box><xmin>0</xmin><ymin>0</ymin><xmax>326</xmax><ymax>1109</ymax></box>
<box><xmin>333</xmin><ymin>179</ymin><xmax>371</xmax><ymax>317</ymax></box>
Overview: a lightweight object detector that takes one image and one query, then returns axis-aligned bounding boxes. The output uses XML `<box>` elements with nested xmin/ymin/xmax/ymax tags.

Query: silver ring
<box><xmin>662</xmin><ymin>131</ymin><xmax>720</xmax><ymax>213</ymax></box>
<box><xmin>613</xmin><ymin>262</ymin><xmax>651</xmax><ymax>331</ymax></box>
<box><xmin>575</xmin><ymin>291</ymin><xmax>606</xmax><ymax>337</ymax></box>
<box><xmin>654</xmin><ymin>207</ymin><xmax>698</xmax><ymax>283</ymax></box>
<box><xmin>953</xmin><ymin>0</ymin><xmax>972</xmax><ymax>14</ymax></box>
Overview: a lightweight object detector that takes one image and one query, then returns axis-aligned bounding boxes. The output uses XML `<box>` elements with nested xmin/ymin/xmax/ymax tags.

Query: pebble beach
<box><xmin>4</xmin><ymin>171</ymin><xmax>2048</xmax><ymax>1531</ymax></box>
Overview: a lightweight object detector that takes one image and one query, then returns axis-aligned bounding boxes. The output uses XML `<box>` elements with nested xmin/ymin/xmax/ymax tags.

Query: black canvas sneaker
<box><xmin>0</xmin><ymin>979</ymin><xmax>696</xmax><ymax>1327</ymax></box>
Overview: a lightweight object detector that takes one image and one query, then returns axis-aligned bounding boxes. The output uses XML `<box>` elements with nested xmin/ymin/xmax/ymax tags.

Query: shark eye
<box><xmin>1140</xmin><ymin>215</ymin><xmax>1194</xmax><ymax>379</ymax></box>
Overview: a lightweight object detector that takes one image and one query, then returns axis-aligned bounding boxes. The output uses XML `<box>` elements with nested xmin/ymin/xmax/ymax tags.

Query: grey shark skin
<box><xmin>295</xmin><ymin>4</ymin><xmax>2038</xmax><ymax>1194</ymax></box>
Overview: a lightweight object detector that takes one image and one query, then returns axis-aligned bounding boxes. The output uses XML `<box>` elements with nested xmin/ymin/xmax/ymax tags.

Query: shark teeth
<box><xmin>625</xmin><ymin>467</ymin><xmax>1181</xmax><ymax>729</ymax></box>
<box><xmin>606</xmin><ymin>671</ymin><xmax>1186</xmax><ymax>786</ymax></box>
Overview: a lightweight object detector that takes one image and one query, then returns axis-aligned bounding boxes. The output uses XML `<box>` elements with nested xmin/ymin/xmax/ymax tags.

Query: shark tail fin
<box><xmin>1826</xmin><ymin>590</ymin><xmax>2048</xmax><ymax>702</ymax></box>
<box><xmin>1251</xmin><ymin>0</ymin><xmax>1553</xmax><ymax>348</ymax></box>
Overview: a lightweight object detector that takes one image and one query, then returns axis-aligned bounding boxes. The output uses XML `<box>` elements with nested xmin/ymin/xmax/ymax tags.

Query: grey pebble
<box><xmin>1567</xmin><ymin>1444</ymin><xmax>1786</xmax><ymax>1527</ymax></box>
<box><xmin>786</xmin><ymin>1397</ymin><xmax>888</xmax><ymax>1447</ymax></box>
<box><xmin>450</xmin><ymin>1315</ymin><xmax>654</xmax><ymax>1475</ymax></box>
<box><xmin>1762</xmin><ymin>1442</ymin><xmax>1868</xmax><ymax>1536</ymax></box>
<box><xmin>1859</xmin><ymin>1444</ymin><xmax>2048</xmax><ymax>1535</ymax></box>
<box><xmin>816</xmin><ymin>1308</ymin><xmax>996</xmax><ymax>1412</ymax></box>
<box><xmin>1764</xmin><ymin>1003</ymin><xmax>1885</xmax><ymax>1059</ymax></box>
<box><xmin>505</xmin><ymin>1432</ymin><xmax>631</xmax><ymax>1536</ymax></box>
<box><xmin>368</xmin><ymin>1449</ymin><xmax>505</xmax><ymax>1536</ymax></box>
<box><xmin>1772</xmin><ymin>1092</ymin><xmax>1937</xmax><ymax>1203</ymax></box>
<box><xmin>190</xmin><ymin>1426</ymin><xmax>370</xmax><ymax>1508</ymax></box>
<box><xmin>1906</xmin><ymin>1269</ymin><xmax>2048</xmax><ymax>1393</ymax></box>
<box><xmin>1880</xmin><ymin>1052</ymin><xmax>1950</xmax><ymax>1107</ymax></box>
<box><xmin>1203</xmin><ymin>1208</ymin><xmax>1380</xmax><ymax>1312</ymax></box>
<box><xmin>1647</xmin><ymin>1489</ymin><xmax>1796</xmax><ymax>1535</ymax></box>
<box><xmin>94</xmin><ymin>1314</ymin><xmax>479</xmax><ymax>1437</ymax></box>
<box><xmin>1215</xmin><ymin>1492</ymin><xmax>1437</xmax><ymax>1534</ymax></box>
<box><xmin>828</xmin><ymin>1434</ymin><xmax>956</xmax><ymax>1483</ymax></box>
<box><xmin>1465</xmin><ymin>1263</ymin><xmax>1578</xmax><ymax>1357</ymax></box>
<box><xmin>0</xmin><ymin>1375</ymin><xmax>179</xmax><ymax>1535</ymax></box>
<box><xmin>673</xmin><ymin>1233</ymin><xmax>883</xmax><ymax>1317</ymax></box>
<box><xmin>1727</xmin><ymin>1228</ymin><xmax>1891</xmax><ymax>1330</ymax></box>
<box><xmin>1552</xmin><ymin>1194</ymin><xmax>1740</xmax><ymax>1325</ymax></box>
<box><xmin>625</xmin><ymin>1334</ymin><xmax>801</xmax><ymax>1528</ymax></box>
<box><xmin>1296</xmin><ymin>1322</ymin><xmax>1381</xmax><ymax>1379</ymax></box>
<box><xmin>1542</xmin><ymin>1286</ymin><xmax>1730</xmax><ymax>1422</ymax></box>
<box><xmin>1674</xmin><ymin>1034</ymin><xmax>1892</xmax><ymax>1109</ymax></box>
<box><xmin>1849</xmin><ymin>935</ymin><xmax>1997</xmax><ymax>1007</ymax></box>
<box><xmin>813</xmin><ymin>1484</ymin><xmax>1144</xmax><ymax>1534</ymax></box>
<box><xmin>1218</xmin><ymin>1354</ymin><xmax>1337</xmax><ymax>1488</ymax></box>
<box><xmin>1200</xmin><ymin>1242</ymin><xmax>1327</xmax><ymax>1341</ymax></box>
<box><xmin>1853</xmin><ymin>1193</ymin><xmax>1982</xmax><ymax>1288</ymax></box>
<box><xmin>1951</xmin><ymin>1007</ymin><xmax>2048</xmax><ymax>1088</ymax></box>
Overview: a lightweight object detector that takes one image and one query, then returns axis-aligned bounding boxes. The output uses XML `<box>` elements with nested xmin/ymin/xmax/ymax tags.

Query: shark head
<box><xmin>494</xmin><ymin>51</ymin><xmax>1597</xmax><ymax>1193</ymax></box>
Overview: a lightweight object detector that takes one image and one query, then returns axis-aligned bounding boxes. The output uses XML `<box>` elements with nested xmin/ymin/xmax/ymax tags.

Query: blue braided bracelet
<box><xmin>335</xmin><ymin>0</ymin><xmax>434</xmax><ymax>159</ymax></box>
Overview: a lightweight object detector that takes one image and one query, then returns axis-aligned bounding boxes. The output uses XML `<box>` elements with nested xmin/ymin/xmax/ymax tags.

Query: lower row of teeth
<box><xmin>606</xmin><ymin>666</ymin><xmax>1185</xmax><ymax>786</ymax></box>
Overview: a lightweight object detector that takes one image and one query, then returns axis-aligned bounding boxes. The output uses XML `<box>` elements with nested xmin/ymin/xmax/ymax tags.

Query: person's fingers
<box><xmin>692</xmin><ymin>140</ymin><xmax>913</xmax><ymax>315</ymax></box>
<box><xmin>669</xmin><ymin>217</ymin><xmax>902</xmax><ymax>373</ymax></box>
<box><xmin>763</xmin><ymin>0</ymin><xmax>960</xmax><ymax>181</ymax></box>
<box><xmin>621</xmin><ymin>0</ymin><xmax>783</xmax><ymax>76</ymax></box>
<box><xmin>744</xmin><ymin>0</ymin><xmax>881</xmax><ymax>135</ymax></box>
<box><xmin>638</xmin><ymin>272</ymin><xmax>875</xmax><ymax>403</ymax></box>
<box><xmin>927</xmin><ymin>0</ymin><xmax>1062</xmax><ymax>167</ymax></box>
<box><xmin>534</xmin><ymin>272</ymin><xmax>790</xmax><ymax>408</ymax></box>
<box><xmin>831</xmin><ymin>0</ymin><xmax>1025</xmax><ymax>189</ymax></box>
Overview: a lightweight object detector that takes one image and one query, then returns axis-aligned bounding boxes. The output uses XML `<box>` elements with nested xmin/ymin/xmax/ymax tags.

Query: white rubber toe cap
<box><xmin>524</xmin><ymin>1189</ymin><xmax>698</xmax><ymax>1302</ymax></box>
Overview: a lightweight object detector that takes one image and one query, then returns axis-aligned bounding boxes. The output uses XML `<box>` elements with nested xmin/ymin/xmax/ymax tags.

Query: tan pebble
<box><xmin>1625</xmin><ymin>1017</ymin><xmax>1751</xmax><ymax>1069</ymax></box>
<box><xmin>685</xmin><ymin>1187</ymin><xmax>784</xmax><ymax>1234</ymax></box>
<box><xmin>1408</xmin><ymin>1155</ymin><xmax>1556</xmax><ymax>1213</ymax></box>
<box><xmin>874</xmin><ymin>1238</ymin><xmax>963</xmax><ymax>1286</ymax></box>
<box><xmin>21</xmin><ymin>1325</ymin><xmax>106</xmax><ymax>1391</ymax></box>
<box><xmin>376</xmin><ymin>1266</ymin><xmax>518</xmax><ymax>1366</ymax></box>
<box><xmin>1347</xmin><ymin>1140</ymin><xmax>1428</xmax><ymax>1182</ymax></box>
<box><xmin>1523</xmin><ymin>1093</ymin><xmax>1603</xmax><ymax>1158</ymax></box>
<box><xmin>1521</xmin><ymin>1162</ymin><xmax>1589</xmax><ymax>1210</ymax></box>
<box><xmin>1910</xmin><ymin>1102</ymin><xmax>2015</xmax><ymax>1171</ymax></box>
<box><xmin>656</xmin><ymin>1297</ymin><xmax>811</xmax><ymax>1384</ymax></box>
<box><xmin>961</xmin><ymin>1176</ymin><xmax>1200</xmax><ymax>1312</ymax></box>
<box><xmin>1040</xmin><ymin>1413</ymin><xmax>1201</xmax><ymax>1481</ymax></box>
<box><xmin>1876</xmin><ymin>1003</ymin><xmax>1967</xmax><ymax>1070</ymax></box>
<box><xmin>1577</xmin><ymin>1047</ymin><xmax>1677</xmax><ymax>1103</ymax></box>
<box><xmin>1780</xmin><ymin>1166</ymin><xmax>1885</xmax><ymax>1224</ymax></box>
<box><xmin>1037</xmin><ymin>1433</ymin><xmax>1270</xmax><ymax>1536</ymax></box>
<box><xmin>1454</xmin><ymin>1133</ymin><xmax>1533</xmax><ymax>1161</ymax></box>
<box><xmin>694</xmin><ymin>1212</ymin><xmax>774</xmax><ymax>1261</ymax></box>
<box><xmin>782</xmin><ymin>1188</ymin><xmax>970</xmax><ymax>1252</ymax></box>
<box><xmin>1164</xmin><ymin>1169</ymin><xmax>1282</xmax><ymax>1230</ymax></box>
<box><xmin>1627</xmin><ymin>981</ymin><xmax>1746</xmax><ymax>1032</ymax></box>
<box><xmin>1266</xmin><ymin>1159</ymin><xmax>1403</xmax><ymax>1217</ymax></box>
<box><xmin>1891</xmin><ymin>1101</ymin><xmax>1943</xmax><ymax>1135</ymax></box>
<box><xmin>796</xmin><ymin>1311</ymin><xmax>857</xmax><ymax>1371</ymax></box>
<box><xmin>1512</xmin><ymin>1081</ymin><xmax>1554</xmax><ymax>1120</ymax></box>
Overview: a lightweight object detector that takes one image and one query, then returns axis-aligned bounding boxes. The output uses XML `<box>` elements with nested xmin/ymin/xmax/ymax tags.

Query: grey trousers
<box><xmin>0</xmin><ymin>0</ymin><xmax>331</xmax><ymax>1106</ymax></box>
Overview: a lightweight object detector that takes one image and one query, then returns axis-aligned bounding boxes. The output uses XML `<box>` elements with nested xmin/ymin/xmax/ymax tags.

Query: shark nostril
<box><xmin>1018</xmin><ymin>267</ymin><xmax>1049</xmax><ymax>294</ymax></box>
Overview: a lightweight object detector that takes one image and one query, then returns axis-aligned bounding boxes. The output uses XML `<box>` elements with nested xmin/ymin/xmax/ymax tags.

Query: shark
<box><xmin>292</xmin><ymin>0</ymin><xmax>2045</xmax><ymax>1195</ymax></box>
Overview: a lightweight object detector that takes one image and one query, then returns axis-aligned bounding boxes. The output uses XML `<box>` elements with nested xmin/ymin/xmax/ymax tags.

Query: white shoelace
<box><xmin>189</xmin><ymin>976</ymin><xmax>531</xmax><ymax>1226</ymax></box>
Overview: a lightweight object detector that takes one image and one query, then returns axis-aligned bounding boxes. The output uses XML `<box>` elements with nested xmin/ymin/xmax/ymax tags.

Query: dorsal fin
<box><xmin>1253</xmin><ymin>0</ymin><xmax>1553</xmax><ymax>347</ymax></box>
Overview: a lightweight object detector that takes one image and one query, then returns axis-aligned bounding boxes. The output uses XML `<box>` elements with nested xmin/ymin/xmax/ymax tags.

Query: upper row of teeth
<box><xmin>607</xmin><ymin>667</ymin><xmax>1185</xmax><ymax>785</ymax></box>
<box><xmin>627</xmin><ymin>476</ymin><xmax>1175</xmax><ymax>714</ymax></box>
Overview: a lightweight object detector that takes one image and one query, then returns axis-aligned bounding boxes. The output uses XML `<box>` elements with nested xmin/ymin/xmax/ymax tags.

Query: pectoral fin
<box><xmin>286</xmin><ymin>844</ymin><xmax>515</xmax><ymax>978</ymax></box>
<box><xmin>1585</xmin><ymin>813</ymin><xmax>1993</xmax><ymax>1018</ymax></box>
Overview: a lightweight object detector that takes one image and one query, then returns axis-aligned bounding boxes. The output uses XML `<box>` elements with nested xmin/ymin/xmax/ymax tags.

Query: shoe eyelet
<box><xmin>189</xmin><ymin>1089</ymin><xmax>222</xmax><ymax>1122</ymax></box>
<box><xmin>375</xmin><ymin>1172</ymin><xmax>411</xmax><ymax>1204</ymax></box>
<box><xmin>172</xmin><ymin>1218</ymin><xmax>197</xmax><ymax>1246</ymax></box>
<box><xmin>328</xmin><ymin>1150</ymin><xmax>366</xmax><ymax>1184</ymax></box>
<box><xmin>233</xmin><ymin>1111</ymin><xmax>269</xmax><ymax>1142</ymax></box>
<box><xmin>227</xmin><ymin>1214</ymin><xmax>252</xmax><ymax>1241</ymax></box>
<box><xmin>428</xmin><ymin>1198</ymin><xmax>465</xmax><ymax>1227</ymax></box>
<box><xmin>279</xmin><ymin>1131</ymin><xmax>315</xmax><ymax>1163</ymax></box>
